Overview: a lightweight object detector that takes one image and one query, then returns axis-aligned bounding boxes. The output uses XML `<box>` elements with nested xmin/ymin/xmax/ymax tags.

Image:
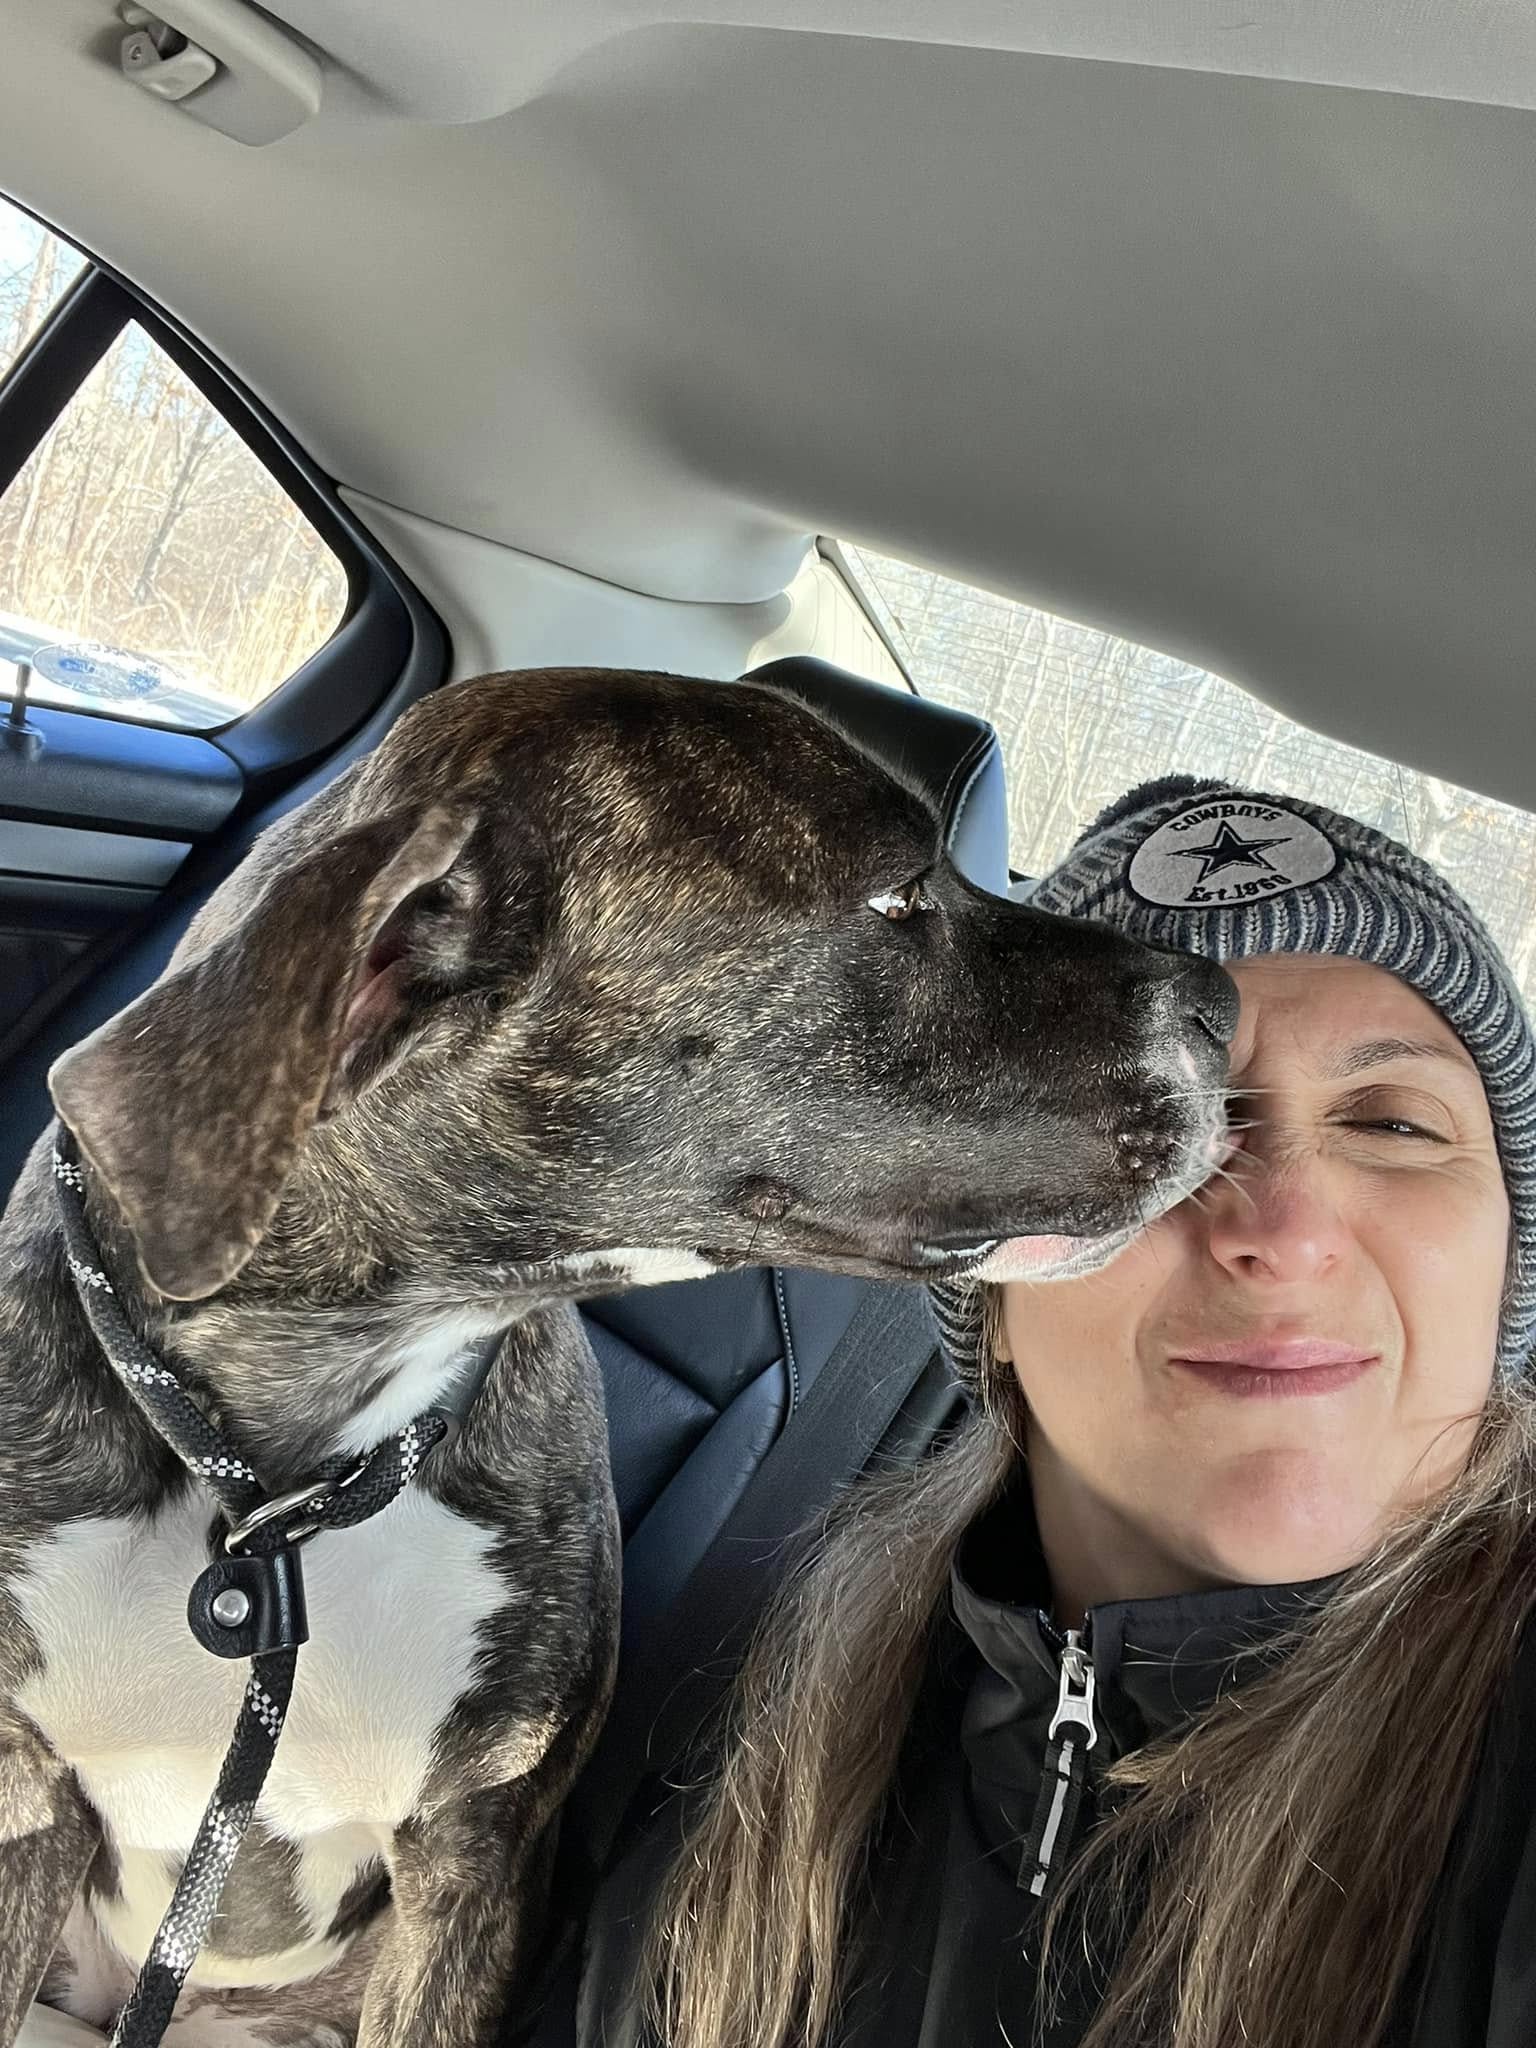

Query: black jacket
<box><xmin>538</xmin><ymin>1479</ymin><xmax>1536</xmax><ymax>2047</ymax></box>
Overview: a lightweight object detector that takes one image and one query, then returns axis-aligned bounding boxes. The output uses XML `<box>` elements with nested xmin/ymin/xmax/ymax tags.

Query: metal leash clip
<box><xmin>222</xmin><ymin>1475</ymin><xmax>335</xmax><ymax>1554</ymax></box>
<box><xmin>184</xmin><ymin>1479</ymin><xmax>330</xmax><ymax>1660</ymax></box>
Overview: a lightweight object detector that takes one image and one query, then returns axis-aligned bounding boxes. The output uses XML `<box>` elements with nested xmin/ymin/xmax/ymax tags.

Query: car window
<box><xmin>841</xmin><ymin>544</ymin><xmax>1536</xmax><ymax>1012</ymax></box>
<box><xmin>0</xmin><ymin>197</ymin><xmax>349</xmax><ymax>730</ymax></box>
<box><xmin>0</xmin><ymin>204</ymin><xmax>84</xmax><ymax>382</ymax></box>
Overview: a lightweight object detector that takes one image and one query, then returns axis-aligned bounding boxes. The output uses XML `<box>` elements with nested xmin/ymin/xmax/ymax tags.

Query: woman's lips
<box><xmin>1168</xmin><ymin>1339</ymin><xmax>1380</xmax><ymax>1399</ymax></box>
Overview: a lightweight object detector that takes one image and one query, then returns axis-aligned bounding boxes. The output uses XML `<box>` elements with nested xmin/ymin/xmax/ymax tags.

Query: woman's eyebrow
<box><xmin>1326</xmin><ymin>1035</ymin><xmax>1479</xmax><ymax>1078</ymax></box>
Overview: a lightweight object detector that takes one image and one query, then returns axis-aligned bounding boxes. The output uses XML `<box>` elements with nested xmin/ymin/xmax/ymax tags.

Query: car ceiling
<box><xmin>5</xmin><ymin>2</ymin><xmax>1536</xmax><ymax>806</ymax></box>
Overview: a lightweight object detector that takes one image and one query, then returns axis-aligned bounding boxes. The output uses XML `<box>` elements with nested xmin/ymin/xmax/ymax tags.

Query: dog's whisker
<box><xmin>1196</xmin><ymin>1163</ymin><xmax>1262</xmax><ymax>1217</ymax></box>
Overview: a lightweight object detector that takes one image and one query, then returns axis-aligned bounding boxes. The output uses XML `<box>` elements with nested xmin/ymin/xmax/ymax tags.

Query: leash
<box><xmin>52</xmin><ymin>1131</ymin><xmax>496</xmax><ymax>2046</ymax></box>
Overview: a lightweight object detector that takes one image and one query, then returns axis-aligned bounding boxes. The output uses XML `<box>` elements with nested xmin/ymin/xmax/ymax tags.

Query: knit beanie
<box><xmin>932</xmin><ymin>775</ymin><xmax>1536</xmax><ymax>1387</ymax></box>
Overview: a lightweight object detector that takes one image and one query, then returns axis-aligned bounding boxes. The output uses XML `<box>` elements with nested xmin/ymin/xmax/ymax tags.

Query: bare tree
<box><xmin>0</xmin><ymin>228</ymin><xmax>346</xmax><ymax>713</ymax></box>
<box><xmin>846</xmin><ymin>545</ymin><xmax>1536</xmax><ymax>1010</ymax></box>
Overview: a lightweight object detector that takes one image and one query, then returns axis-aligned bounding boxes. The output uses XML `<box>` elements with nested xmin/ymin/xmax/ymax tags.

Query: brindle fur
<box><xmin>0</xmin><ymin>669</ymin><xmax>1227</xmax><ymax>2045</ymax></box>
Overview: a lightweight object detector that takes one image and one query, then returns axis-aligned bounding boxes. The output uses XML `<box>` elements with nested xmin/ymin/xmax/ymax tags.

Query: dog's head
<box><xmin>49</xmin><ymin>669</ymin><xmax>1234</xmax><ymax>1304</ymax></box>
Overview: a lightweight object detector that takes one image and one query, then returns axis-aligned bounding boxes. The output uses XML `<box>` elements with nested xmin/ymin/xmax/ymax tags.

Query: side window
<box><xmin>1</xmin><ymin>209</ymin><xmax>85</xmax><ymax>381</ymax></box>
<box><xmin>0</xmin><ymin>197</ymin><xmax>349</xmax><ymax>730</ymax></box>
<box><xmin>838</xmin><ymin>541</ymin><xmax>1536</xmax><ymax>1010</ymax></box>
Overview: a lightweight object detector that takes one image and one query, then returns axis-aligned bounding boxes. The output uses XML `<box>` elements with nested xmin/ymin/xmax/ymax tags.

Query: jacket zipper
<box><xmin>1019</xmin><ymin>1621</ymin><xmax>1098</xmax><ymax>1900</ymax></box>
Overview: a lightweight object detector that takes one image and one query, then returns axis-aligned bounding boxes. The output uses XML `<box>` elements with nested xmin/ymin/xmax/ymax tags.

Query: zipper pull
<box><xmin>1049</xmin><ymin>1630</ymin><xmax>1098</xmax><ymax>1750</ymax></box>
<box><xmin>1019</xmin><ymin>1628</ymin><xmax>1098</xmax><ymax>1900</ymax></box>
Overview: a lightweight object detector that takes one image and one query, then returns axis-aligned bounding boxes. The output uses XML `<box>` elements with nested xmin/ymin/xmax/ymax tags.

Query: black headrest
<box><xmin>741</xmin><ymin>656</ymin><xmax>1011</xmax><ymax>897</ymax></box>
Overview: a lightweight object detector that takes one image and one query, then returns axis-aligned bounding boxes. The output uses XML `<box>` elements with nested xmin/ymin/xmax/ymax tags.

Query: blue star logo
<box><xmin>1166</xmin><ymin>820</ymin><xmax>1292</xmax><ymax>886</ymax></box>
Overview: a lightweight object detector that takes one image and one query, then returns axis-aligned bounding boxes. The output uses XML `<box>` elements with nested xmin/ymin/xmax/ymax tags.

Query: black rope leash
<box><xmin>52</xmin><ymin>1131</ymin><xmax>486</xmax><ymax>2046</ymax></box>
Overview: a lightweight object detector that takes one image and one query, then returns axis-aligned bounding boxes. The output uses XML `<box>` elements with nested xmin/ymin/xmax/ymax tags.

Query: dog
<box><xmin>0</xmin><ymin>667</ymin><xmax>1234</xmax><ymax>2047</ymax></box>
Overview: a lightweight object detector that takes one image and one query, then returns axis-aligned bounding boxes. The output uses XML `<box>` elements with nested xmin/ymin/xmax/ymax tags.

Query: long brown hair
<box><xmin>645</xmin><ymin>1296</ymin><xmax>1536</xmax><ymax>2048</ymax></box>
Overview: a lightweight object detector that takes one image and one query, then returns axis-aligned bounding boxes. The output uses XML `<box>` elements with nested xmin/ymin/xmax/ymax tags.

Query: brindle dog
<box><xmin>0</xmin><ymin>669</ymin><xmax>1233</xmax><ymax>2046</ymax></box>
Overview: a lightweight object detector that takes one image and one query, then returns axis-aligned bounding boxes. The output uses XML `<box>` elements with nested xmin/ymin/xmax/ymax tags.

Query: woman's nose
<box><xmin>1201</xmin><ymin>1149</ymin><xmax>1350</xmax><ymax>1285</ymax></box>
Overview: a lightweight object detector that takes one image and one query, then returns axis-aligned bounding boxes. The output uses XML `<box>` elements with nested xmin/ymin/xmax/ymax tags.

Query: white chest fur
<box><xmin>14</xmin><ymin>1489</ymin><xmax>506</xmax><ymax>1974</ymax></box>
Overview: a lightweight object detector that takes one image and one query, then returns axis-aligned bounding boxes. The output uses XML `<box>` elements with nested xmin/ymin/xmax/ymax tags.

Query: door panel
<box><xmin>0</xmin><ymin>874</ymin><xmax>150</xmax><ymax>1044</ymax></box>
<box><xmin>0</xmin><ymin>704</ymin><xmax>242</xmax><ymax>832</ymax></box>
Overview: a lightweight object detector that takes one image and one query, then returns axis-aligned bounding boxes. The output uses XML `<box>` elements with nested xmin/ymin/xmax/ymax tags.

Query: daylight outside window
<box><xmin>0</xmin><ymin>207</ymin><xmax>82</xmax><ymax>381</ymax></box>
<box><xmin>840</xmin><ymin>544</ymin><xmax>1536</xmax><ymax>1013</ymax></box>
<box><xmin>0</xmin><ymin>199</ymin><xmax>350</xmax><ymax>730</ymax></box>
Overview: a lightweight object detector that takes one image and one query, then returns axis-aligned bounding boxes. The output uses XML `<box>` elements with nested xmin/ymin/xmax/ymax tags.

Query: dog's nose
<box><xmin>1176</xmin><ymin>956</ymin><xmax>1239</xmax><ymax>1048</ymax></box>
<box><xmin>1138</xmin><ymin>950</ymin><xmax>1239</xmax><ymax>1049</ymax></box>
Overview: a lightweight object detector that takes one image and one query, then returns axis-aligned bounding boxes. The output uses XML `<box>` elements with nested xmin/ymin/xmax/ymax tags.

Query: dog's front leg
<box><xmin>359</xmin><ymin>1778</ymin><xmax>561</xmax><ymax>2048</ymax></box>
<box><xmin>0</xmin><ymin>1725</ymin><xmax>101</xmax><ymax>2046</ymax></box>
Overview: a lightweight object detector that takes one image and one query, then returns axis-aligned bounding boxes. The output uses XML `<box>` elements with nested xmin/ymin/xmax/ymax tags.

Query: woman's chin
<box><xmin>1178</xmin><ymin>1460</ymin><xmax>1385</xmax><ymax>1589</ymax></box>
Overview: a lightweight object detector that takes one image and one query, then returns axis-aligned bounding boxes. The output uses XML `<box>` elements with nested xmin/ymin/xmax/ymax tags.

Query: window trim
<box><xmin>0</xmin><ymin>194</ymin><xmax>447</xmax><ymax>772</ymax></box>
<box><xmin>815</xmin><ymin>538</ymin><xmax>917</xmax><ymax>693</ymax></box>
<box><xmin>0</xmin><ymin>268</ymin><xmax>125</xmax><ymax>498</ymax></box>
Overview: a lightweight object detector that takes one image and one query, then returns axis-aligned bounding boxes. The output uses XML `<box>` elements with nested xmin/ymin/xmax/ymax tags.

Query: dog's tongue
<box><xmin>979</xmin><ymin>1235</ymin><xmax>1087</xmax><ymax>1278</ymax></box>
<box><xmin>969</xmin><ymin>1232</ymin><xmax>1139</xmax><ymax>1284</ymax></box>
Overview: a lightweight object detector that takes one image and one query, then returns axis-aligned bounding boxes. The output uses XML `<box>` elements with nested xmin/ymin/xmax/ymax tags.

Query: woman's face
<box><xmin>1001</xmin><ymin>954</ymin><xmax>1511</xmax><ymax>1616</ymax></box>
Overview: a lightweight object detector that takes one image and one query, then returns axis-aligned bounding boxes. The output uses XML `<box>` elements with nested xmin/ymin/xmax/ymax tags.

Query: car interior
<box><xmin>3</xmin><ymin>0</ymin><xmax>1536</xmax><ymax>2023</ymax></box>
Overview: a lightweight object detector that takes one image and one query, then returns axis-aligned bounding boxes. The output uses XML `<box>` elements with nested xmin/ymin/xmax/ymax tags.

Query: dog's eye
<box><xmin>866</xmin><ymin>880</ymin><xmax>931</xmax><ymax>921</ymax></box>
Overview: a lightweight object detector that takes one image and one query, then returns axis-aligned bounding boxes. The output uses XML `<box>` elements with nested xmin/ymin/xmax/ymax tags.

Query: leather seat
<box><xmin>586</xmin><ymin>655</ymin><xmax>1012</xmax><ymax>1657</ymax></box>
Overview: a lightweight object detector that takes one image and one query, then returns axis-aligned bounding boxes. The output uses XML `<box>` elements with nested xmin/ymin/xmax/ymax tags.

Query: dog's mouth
<box><xmin>907</xmin><ymin>1230</ymin><xmax>1124</xmax><ymax>1282</ymax></box>
<box><xmin>909</xmin><ymin>1231</ymin><xmax>1001</xmax><ymax>1264</ymax></box>
<box><xmin>966</xmin><ymin>1229</ymin><xmax>1134</xmax><ymax>1281</ymax></box>
<box><xmin>696</xmin><ymin>1137</ymin><xmax>1227</xmax><ymax>1286</ymax></box>
<box><xmin>759</xmin><ymin>1222</ymin><xmax>1127</xmax><ymax>1286</ymax></box>
<box><xmin>508</xmin><ymin>1113</ymin><xmax>1232</xmax><ymax>1296</ymax></box>
<box><xmin>906</xmin><ymin>1118</ymin><xmax>1231</xmax><ymax>1283</ymax></box>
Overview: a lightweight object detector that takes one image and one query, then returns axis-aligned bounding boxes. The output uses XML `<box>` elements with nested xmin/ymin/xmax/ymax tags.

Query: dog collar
<box><xmin>50</xmin><ymin>1130</ymin><xmax>486</xmax><ymax>1592</ymax></box>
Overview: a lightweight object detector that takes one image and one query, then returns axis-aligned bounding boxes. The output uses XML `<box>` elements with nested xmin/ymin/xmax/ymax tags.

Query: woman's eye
<box><xmin>866</xmin><ymin>880</ymin><xmax>931</xmax><ymax>921</ymax></box>
<box><xmin>1336</xmin><ymin>1087</ymin><xmax>1452</xmax><ymax>1144</ymax></box>
<box><xmin>1343</xmin><ymin>1115</ymin><xmax>1445</xmax><ymax>1143</ymax></box>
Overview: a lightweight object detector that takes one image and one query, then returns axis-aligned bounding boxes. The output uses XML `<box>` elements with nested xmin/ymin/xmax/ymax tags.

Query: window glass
<box><xmin>0</xmin><ymin>196</ymin><xmax>349</xmax><ymax>729</ymax></box>
<box><xmin>841</xmin><ymin>544</ymin><xmax>1536</xmax><ymax>1010</ymax></box>
<box><xmin>0</xmin><ymin>204</ymin><xmax>85</xmax><ymax>382</ymax></box>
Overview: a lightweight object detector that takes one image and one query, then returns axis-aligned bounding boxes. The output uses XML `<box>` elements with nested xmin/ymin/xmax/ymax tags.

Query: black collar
<box><xmin>52</xmin><ymin>1127</ymin><xmax>499</xmax><ymax>1575</ymax></box>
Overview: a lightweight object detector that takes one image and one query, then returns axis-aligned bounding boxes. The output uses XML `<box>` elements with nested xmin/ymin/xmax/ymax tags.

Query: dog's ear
<box><xmin>49</xmin><ymin>804</ymin><xmax>478</xmax><ymax>1303</ymax></box>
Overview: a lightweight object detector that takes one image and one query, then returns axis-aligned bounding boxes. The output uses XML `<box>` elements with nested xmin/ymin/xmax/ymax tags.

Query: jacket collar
<box><xmin>949</xmin><ymin>1472</ymin><xmax>1340</xmax><ymax>1782</ymax></box>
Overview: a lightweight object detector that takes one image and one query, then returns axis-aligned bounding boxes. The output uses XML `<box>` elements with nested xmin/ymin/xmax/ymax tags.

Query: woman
<box><xmin>569</xmin><ymin>774</ymin><xmax>1536</xmax><ymax>2048</ymax></box>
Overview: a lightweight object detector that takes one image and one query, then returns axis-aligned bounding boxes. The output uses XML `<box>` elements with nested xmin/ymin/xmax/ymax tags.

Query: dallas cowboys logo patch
<box><xmin>1129</xmin><ymin>798</ymin><xmax>1337</xmax><ymax>908</ymax></box>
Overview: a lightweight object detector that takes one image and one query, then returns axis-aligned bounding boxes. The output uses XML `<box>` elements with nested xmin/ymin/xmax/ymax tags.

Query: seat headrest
<box><xmin>741</xmin><ymin>656</ymin><xmax>1011</xmax><ymax>897</ymax></box>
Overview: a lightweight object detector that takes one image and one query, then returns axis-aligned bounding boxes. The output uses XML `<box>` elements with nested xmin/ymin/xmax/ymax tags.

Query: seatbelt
<box><xmin>568</xmin><ymin>1281</ymin><xmax>948</xmax><ymax>1876</ymax></box>
<box><xmin>504</xmin><ymin>1283</ymin><xmax>954</xmax><ymax>2046</ymax></box>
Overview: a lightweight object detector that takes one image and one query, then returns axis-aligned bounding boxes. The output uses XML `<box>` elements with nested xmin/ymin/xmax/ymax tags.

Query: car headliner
<box><xmin>3</xmin><ymin>1</ymin><xmax>1534</xmax><ymax>806</ymax></box>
